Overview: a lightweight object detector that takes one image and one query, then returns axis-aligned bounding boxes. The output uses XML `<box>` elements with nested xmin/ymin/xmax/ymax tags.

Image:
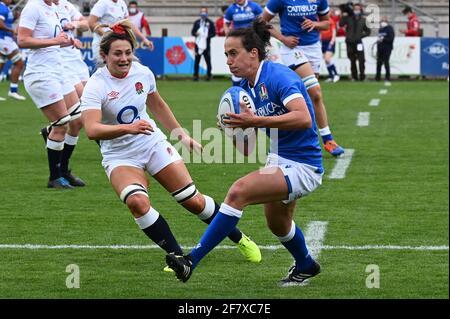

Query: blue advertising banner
<box><xmin>421</xmin><ymin>38</ymin><xmax>449</xmax><ymax>76</ymax></box>
<box><xmin>79</xmin><ymin>37</ymin><xmax>164</xmax><ymax>76</ymax></box>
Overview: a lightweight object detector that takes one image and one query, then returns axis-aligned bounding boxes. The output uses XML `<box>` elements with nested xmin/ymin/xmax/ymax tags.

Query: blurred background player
<box><xmin>191</xmin><ymin>7</ymin><xmax>215</xmax><ymax>81</ymax></box>
<box><xmin>262</xmin><ymin>0</ymin><xmax>345</xmax><ymax>157</ymax></box>
<box><xmin>215</xmin><ymin>5</ymin><xmax>228</xmax><ymax>37</ymax></box>
<box><xmin>400</xmin><ymin>6</ymin><xmax>421</xmax><ymax>37</ymax></box>
<box><xmin>18</xmin><ymin>0</ymin><xmax>84</xmax><ymax>189</ymax></box>
<box><xmin>128</xmin><ymin>1</ymin><xmax>151</xmax><ymax>37</ymax></box>
<box><xmin>375</xmin><ymin>16</ymin><xmax>394</xmax><ymax>83</ymax></box>
<box><xmin>80</xmin><ymin>21</ymin><xmax>261</xmax><ymax>268</ymax></box>
<box><xmin>224</xmin><ymin>0</ymin><xmax>263</xmax><ymax>86</ymax></box>
<box><xmin>0</xmin><ymin>0</ymin><xmax>26</xmax><ymax>101</ymax></box>
<box><xmin>167</xmin><ymin>20</ymin><xmax>322</xmax><ymax>286</ymax></box>
<box><xmin>88</xmin><ymin>0</ymin><xmax>153</xmax><ymax>66</ymax></box>
<box><xmin>320</xmin><ymin>11</ymin><xmax>340</xmax><ymax>83</ymax></box>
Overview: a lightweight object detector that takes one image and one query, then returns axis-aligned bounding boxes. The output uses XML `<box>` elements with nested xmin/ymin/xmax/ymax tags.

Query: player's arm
<box><xmin>146</xmin><ymin>91</ymin><xmax>202</xmax><ymax>153</ymax></box>
<box><xmin>81</xmin><ymin>109</ymin><xmax>153</xmax><ymax>140</ymax></box>
<box><xmin>18</xmin><ymin>26</ymin><xmax>73</xmax><ymax>48</ymax></box>
<box><xmin>129</xmin><ymin>20</ymin><xmax>153</xmax><ymax>50</ymax></box>
<box><xmin>223</xmin><ymin>21</ymin><xmax>231</xmax><ymax>36</ymax></box>
<box><xmin>225</xmin><ymin>97</ymin><xmax>312</xmax><ymax>130</ymax></box>
<box><xmin>0</xmin><ymin>17</ymin><xmax>15</xmax><ymax>34</ymax></box>
<box><xmin>261</xmin><ymin>10</ymin><xmax>298</xmax><ymax>48</ymax></box>
<box><xmin>301</xmin><ymin>13</ymin><xmax>330</xmax><ymax>32</ymax></box>
<box><xmin>68</xmin><ymin>16</ymin><xmax>90</xmax><ymax>32</ymax></box>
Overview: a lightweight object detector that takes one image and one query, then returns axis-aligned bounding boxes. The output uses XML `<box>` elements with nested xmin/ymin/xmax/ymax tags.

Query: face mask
<box><xmin>200</xmin><ymin>13</ymin><xmax>208</xmax><ymax>19</ymax></box>
<box><xmin>380</xmin><ymin>22</ymin><xmax>388</xmax><ymax>28</ymax></box>
<box><xmin>354</xmin><ymin>10</ymin><xmax>361</xmax><ymax>15</ymax></box>
<box><xmin>129</xmin><ymin>8</ymin><xmax>137</xmax><ymax>14</ymax></box>
<box><xmin>334</xmin><ymin>10</ymin><xmax>341</xmax><ymax>16</ymax></box>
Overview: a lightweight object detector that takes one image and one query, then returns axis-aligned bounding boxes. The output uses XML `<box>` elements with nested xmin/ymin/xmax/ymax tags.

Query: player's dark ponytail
<box><xmin>228</xmin><ymin>18</ymin><xmax>272</xmax><ymax>61</ymax></box>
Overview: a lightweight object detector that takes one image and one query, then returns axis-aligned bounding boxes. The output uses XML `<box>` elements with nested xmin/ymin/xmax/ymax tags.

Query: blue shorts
<box><xmin>321</xmin><ymin>40</ymin><xmax>335</xmax><ymax>54</ymax></box>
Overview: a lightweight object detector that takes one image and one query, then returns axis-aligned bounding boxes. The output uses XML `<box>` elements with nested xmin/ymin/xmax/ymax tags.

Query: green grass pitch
<box><xmin>0</xmin><ymin>79</ymin><xmax>447</xmax><ymax>299</ymax></box>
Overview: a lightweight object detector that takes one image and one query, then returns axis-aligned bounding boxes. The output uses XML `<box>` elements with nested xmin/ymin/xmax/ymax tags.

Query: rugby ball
<box><xmin>217</xmin><ymin>87</ymin><xmax>256</xmax><ymax>130</ymax></box>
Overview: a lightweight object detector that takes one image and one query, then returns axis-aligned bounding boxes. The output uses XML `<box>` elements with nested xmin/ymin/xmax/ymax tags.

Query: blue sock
<box><xmin>326</xmin><ymin>64</ymin><xmax>334</xmax><ymax>78</ymax></box>
<box><xmin>329</xmin><ymin>64</ymin><xmax>338</xmax><ymax>76</ymax></box>
<box><xmin>10</xmin><ymin>83</ymin><xmax>18</xmax><ymax>93</ymax></box>
<box><xmin>189</xmin><ymin>206</ymin><xmax>241</xmax><ymax>268</ymax></box>
<box><xmin>279</xmin><ymin>224</ymin><xmax>314</xmax><ymax>271</ymax></box>
<box><xmin>321</xmin><ymin>133</ymin><xmax>333</xmax><ymax>143</ymax></box>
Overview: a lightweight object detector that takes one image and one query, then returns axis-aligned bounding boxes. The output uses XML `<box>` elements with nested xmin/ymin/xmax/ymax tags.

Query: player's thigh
<box><xmin>294</xmin><ymin>61</ymin><xmax>315</xmax><ymax>79</ymax></box>
<box><xmin>41</xmin><ymin>100</ymin><xmax>69</xmax><ymax>122</ymax></box>
<box><xmin>109</xmin><ymin>166</ymin><xmax>149</xmax><ymax>197</ymax></box>
<box><xmin>153</xmin><ymin>160</ymin><xmax>193</xmax><ymax>193</ymax></box>
<box><xmin>225</xmin><ymin>167</ymin><xmax>289</xmax><ymax>207</ymax></box>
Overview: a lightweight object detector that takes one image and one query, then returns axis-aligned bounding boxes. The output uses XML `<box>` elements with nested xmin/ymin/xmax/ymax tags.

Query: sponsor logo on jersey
<box><xmin>107</xmin><ymin>91</ymin><xmax>120</xmax><ymax>100</ymax></box>
<box><xmin>135</xmin><ymin>82</ymin><xmax>144</xmax><ymax>94</ymax></box>
<box><xmin>259</xmin><ymin>83</ymin><xmax>268</xmax><ymax>101</ymax></box>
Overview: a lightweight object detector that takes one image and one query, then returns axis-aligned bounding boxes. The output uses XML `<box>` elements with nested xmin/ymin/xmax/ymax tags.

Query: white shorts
<box><xmin>265</xmin><ymin>153</ymin><xmax>323</xmax><ymax>204</ymax></box>
<box><xmin>280</xmin><ymin>41</ymin><xmax>323</xmax><ymax>74</ymax></box>
<box><xmin>24</xmin><ymin>71</ymin><xmax>75</xmax><ymax>108</ymax></box>
<box><xmin>63</xmin><ymin>58</ymin><xmax>90</xmax><ymax>84</ymax></box>
<box><xmin>103</xmin><ymin>139</ymin><xmax>183</xmax><ymax>179</ymax></box>
<box><xmin>0</xmin><ymin>36</ymin><xmax>19</xmax><ymax>55</ymax></box>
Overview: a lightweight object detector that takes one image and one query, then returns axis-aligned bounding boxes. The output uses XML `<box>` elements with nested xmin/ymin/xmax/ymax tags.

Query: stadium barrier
<box><xmin>1</xmin><ymin>37</ymin><xmax>448</xmax><ymax>79</ymax></box>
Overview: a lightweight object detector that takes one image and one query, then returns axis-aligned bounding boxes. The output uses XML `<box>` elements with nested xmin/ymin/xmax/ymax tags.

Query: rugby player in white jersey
<box><xmin>80</xmin><ymin>20</ymin><xmax>261</xmax><ymax>267</ymax></box>
<box><xmin>88</xmin><ymin>0</ymin><xmax>153</xmax><ymax>66</ymax></box>
<box><xmin>18</xmin><ymin>0</ymin><xmax>84</xmax><ymax>189</ymax></box>
<box><xmin>0</xmin><ymin>0</ymin><xmax>26</xmax><ymax>101</ymax></box>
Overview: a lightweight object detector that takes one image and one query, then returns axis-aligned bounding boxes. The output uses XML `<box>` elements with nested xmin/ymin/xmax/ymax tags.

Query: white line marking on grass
<box><xmin>379</xmin><ymin>89</ymin><xmax>388</xmax><ymax>95</ymax></box>
<box><xmin>304</xmin><ymin>221</ymin><xmax>328</xmax><ymax>259</ymax></box>
<box><xmin>369</xmin><ymin>98</ymin><xmax>380</xmax><ymax>106</ymax></box>
<box><xmin>357</xmin><ymin>112</ymin><xmax>370</xmax><ymax>127</ymax></box>
<box><xmin>329</xmin><ymin>149</ymin><xmax>355</xmax><ymax>179</ymax></box>
<box><xmin>0</xmin><ymin>244</ymin><xmax>447</xmax><ymax>251</ymax></box>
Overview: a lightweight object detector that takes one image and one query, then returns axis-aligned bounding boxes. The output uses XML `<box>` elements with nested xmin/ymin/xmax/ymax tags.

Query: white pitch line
<box><xmin>305</xmin><ymin>221</ymin><xmax>328</xmax><ymax>259</ymax></box>
<box><xmin>328</xmin><ymin>149</ymin><xmax>355</xmax><ymax>179</ymax></box>
<box><xmin>369</xmin><ymin>98</ymin><xmax>380</xmax><ymax>106</ymax></box>
<box><xmin>0</xmin><ymin>244</ymin><xmax>447</xmax><ymax>251</ymax></box>
<box><xmin>379</xmin><ymin>89</ymin><xmax>388</xmax><ymax>95</ymax></box>
<box><xmin>357</xmin><ymin>112</ymin><xmax>370</xmax><ymax>127</ymax></box>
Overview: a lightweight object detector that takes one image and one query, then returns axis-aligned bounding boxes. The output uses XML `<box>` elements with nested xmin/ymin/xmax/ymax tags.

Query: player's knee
<box><xmin>171</xmin><ymin>182</ymin><xmax>200</xmax><ymax>211</ymax></box>
<box><xmin>225</xmin><ymin>179</ymin><xmax>247</xmax><ymax>207</ymax></box>
<box><xmin>50</xmin><ymin>124</ymin><xmax>68</xmax><ymax>139</ymax></box>
<box><xmin>266</xmin><ymin>219</ymin><xmax>292</xmax><ymax>237</ymax></box>
<box><xmin>181</xmin><ymin>193</ymin><xmax>204</xmax><ymax>214</ymax></box>
<box><xmin>120</xmin><ymin>184</ymin><xmax>150</xmax><ymax>216</ymax></box>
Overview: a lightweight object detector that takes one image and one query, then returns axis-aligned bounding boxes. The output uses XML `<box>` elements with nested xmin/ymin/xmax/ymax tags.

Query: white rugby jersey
<box><xmin>54</xmin><ymin>0</ymin><xmax>84</xmax><ymax>61</ymax></box>
<box><xmin>19</xmin><ymin>0</ymin><xmax>63</xmax><ymax>74</ymax></box>
<box><xmin>80</xmin><ymin>62</ymin><xmax>165</xmax><ymax>157</ymax></box>
<box><xmin>90</xmin><ymin>0</ymin><xmax>128</xmax><ymax>50</ymax></box>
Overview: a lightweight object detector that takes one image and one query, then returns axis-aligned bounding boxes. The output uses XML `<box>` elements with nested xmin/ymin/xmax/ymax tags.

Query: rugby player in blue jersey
<box><xmin>261</xmin><ymin>0</ymin><xmax>345</xmax><ymax>157</ymax></box>
<box><xmin>224</xmin><ymin>0</ymin><xmax>263</xmax><ymax>86</ymax></box>
<box><xmin>166</xmin><ymin>19</ymin><xmax>322</xmax><ymax>286</ymax></box>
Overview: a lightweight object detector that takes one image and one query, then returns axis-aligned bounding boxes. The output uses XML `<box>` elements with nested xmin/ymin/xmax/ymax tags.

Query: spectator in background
<box><xmin>321</xmin><ymin>15</ymin><xmax>340</xmax><ymax>83</ymax></box>
<box><xmin>375</xmin><ymin>16</ymin><xmax>394</xmax><ymax>83</ymax></box>
<box><xmin>400</xmin><ymin>6</ymin><xmax>421</xmax><ymax>37</ymax></box>
<box><xmin>215</xmin><ymin>5</ymin><xmax>228</xmax><ymax>37</ymax></box>
<box><xmin>339</xmin><ymin>3</ymin><xmax>371</xmax><ymax>81</ymax></box>
<box><xmin>331</xmin><ymin>7</ymin><xmax>346</xmax><ymax>37</ymax></box>
<box><xmin>191</xmin><ymin>7</ymin><xmax>215</xmax><ymax>81</ymax></box>
<box><xmin>128</xmin><ymin>1</ymin><xmax>151</xmax><ymax>36</ymax></box>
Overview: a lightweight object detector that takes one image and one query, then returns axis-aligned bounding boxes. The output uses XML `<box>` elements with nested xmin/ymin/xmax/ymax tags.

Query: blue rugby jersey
<box><xmin>241</xmin><ymin>61</ymin><xmax>323</xmax><ymax>170</ymax></box>
<box><xmin>265</xmin><ymin>0</ymin><xmax>329</xmax><ymax>46</ymax></box>
<box><xmin>224</xmin><ymin>0</ymin><xmax>263</xmax><ymax>29</ymax></box>
<box><xmin>0</xmin><ymin>2</ymin><xmax>14</xmax><ymax>39</ymax></box>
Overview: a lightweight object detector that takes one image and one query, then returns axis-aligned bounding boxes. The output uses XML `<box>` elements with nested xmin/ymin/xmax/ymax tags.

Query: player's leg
<box><xmin>166</xmin><ymin>167</ymin><xmax>288</xmax><ymax>282</ymax></box>
<box><xmin>6</xmin><ymin>49</ymin><xmax>26</xmax><ymax>100</ymax></box>
<box><xmin>294</xmin><ymin>61</ymin><xmax>344</xmax><ymax>157</ymax></box>
<box><xmin>264</xmin><ymin>201</ymin><xmax>320</xmax><ymax>286</ymax></box>
<box><xmin>109</xmin><ymin>165</ymin><xmax>183</xmax><ymax>255</ymax></box>
<box><xmin>0</xmin><ymin>57</ymin><xmax>5</xmax><ymax>101</ymax></box>
<box><xmin>151</xmin><ymin>145</ymin><xmax>261</xmax><ymax>262</ymax></box>
<box><xmin>40</xmin><ymin>100</ymin><xmax>73</xmax><ymax>189</ymax></box>
<box><xmin>60</xmin><ymin>89</ymin><xmax>85</xmax><ymax>186</ymax></box>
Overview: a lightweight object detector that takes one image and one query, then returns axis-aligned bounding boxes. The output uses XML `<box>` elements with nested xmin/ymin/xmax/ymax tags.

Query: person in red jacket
<box><xmin>215</xmin><ymin>5</ymin><xmax>228</xmax><ymax>37</ymax></box>
<box><xmin>128</xmin><ymin>1</ymin><xmax>151</xmax><ymax>36</ymax></box>
<box><xmin>400</xmin><ymin>6</ymin><xmax>421</xmax><ymax>37</ymax></box>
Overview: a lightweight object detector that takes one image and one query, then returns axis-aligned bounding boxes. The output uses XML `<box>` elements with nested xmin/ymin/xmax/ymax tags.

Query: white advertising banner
<box><xmin>209</xmin><ymin>36</ymin><xmax>421</xmax><ymax>76</ymax></box>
